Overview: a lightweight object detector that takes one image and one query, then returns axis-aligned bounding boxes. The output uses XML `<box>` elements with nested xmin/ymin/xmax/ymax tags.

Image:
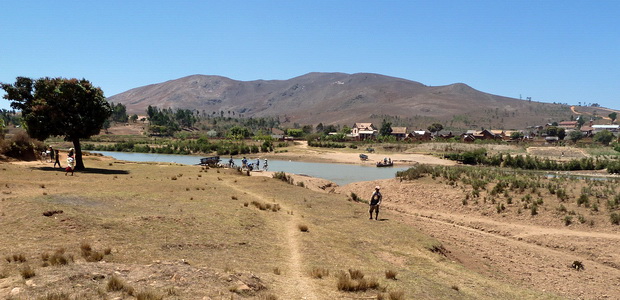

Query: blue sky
<box><xmin>1</xmin><ymin>0</ymin><xmax>618</xmax><ymax>111</ymax></box>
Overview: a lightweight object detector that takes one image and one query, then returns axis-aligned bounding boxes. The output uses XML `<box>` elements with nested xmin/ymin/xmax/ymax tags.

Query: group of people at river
<box><xmin>236</xmin><ymin>156</ymin><xmax>268</xmax><ymax>171</ymax></box>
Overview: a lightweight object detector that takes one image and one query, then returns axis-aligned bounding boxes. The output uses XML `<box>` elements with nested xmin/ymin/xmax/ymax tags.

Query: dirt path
<box><xmin>571</xmin><ymin>105</ymin><xmax>615</xmax><ymax>120</ymax></box>
<box><xmin>223</xmin><ymin>183</ymin><xmax>319</xmax><ymax>300</ymax></box>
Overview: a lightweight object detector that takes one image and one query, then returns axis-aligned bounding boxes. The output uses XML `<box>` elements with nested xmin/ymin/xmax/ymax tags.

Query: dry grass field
<box><xmin>339</xmin><ymin>168</ymin><xmax>620</xmax><ymax>300</ymax></box>
<box><xmin>0</xmin><ymin>156</ymin><xmax>559</xmax><ymax>299</ymax></box>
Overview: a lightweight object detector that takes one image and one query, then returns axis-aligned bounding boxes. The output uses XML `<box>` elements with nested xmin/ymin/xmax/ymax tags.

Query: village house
<box><xmin>390</xmin><ymin>126</ymin><xmax>408</xmax><ymax>140</ymax></box>
<box><xmin>350</xmin><ymin>123</ymin><xmax>377</xmax><ymax>140</ymax></box>
<box><xmin>592</xmin><ymin>125</ymin><xmax>620</xmax><ymax>134</ymax></box>
<box><xmin>558</xmin><ymin>121</ymin><xmax>578</xmax><ymax>130</ymax></box>
<box><xmin>489</xmin><ymin>130</ymin><xmax>507</xmax><ymax>140</ymax></box>
<box><xmin>407</xmin><ymin>130</ymin><xmax>432</xmax><ymax>141</ymax></box>
<box><xmin>437</xmin><ymin>132</ymin><xmax>454</xmax><ymax>139</ymax></box>
<box><xmin>460</xmin><ymin>129</ymin><xmax>503</xmax><ymax>142</ymax></box>
<box><xmin>580</xmin><ymin>125</ymin><xmax>594</xmax><ymax>136</ymax></box>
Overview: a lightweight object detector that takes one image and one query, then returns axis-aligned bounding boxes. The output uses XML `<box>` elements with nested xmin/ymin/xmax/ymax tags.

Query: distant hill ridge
<box><xmin>107</xmin><ymin>72</ymin><xmax>575</xmax><ymax>129</ymax></box>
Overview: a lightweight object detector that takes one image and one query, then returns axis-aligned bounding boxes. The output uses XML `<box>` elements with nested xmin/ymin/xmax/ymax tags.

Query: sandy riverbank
<box><xmin>257</xmin><ymin>141</ymin><xmax>457</xmax><ymax>167</ymax></box>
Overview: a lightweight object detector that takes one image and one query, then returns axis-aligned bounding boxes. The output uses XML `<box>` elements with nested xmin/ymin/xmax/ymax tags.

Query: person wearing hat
<box><xmin>369</xmin><ymin>185</ymin><xmax>382</xmax><ymax>220</ymax></box>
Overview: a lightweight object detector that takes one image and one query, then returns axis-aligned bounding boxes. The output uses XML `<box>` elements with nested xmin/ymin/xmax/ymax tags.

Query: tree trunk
<box><xmin>72</xmin><ymin>139</ymin><xmax>85</xmax><ymax>170</ymax></box>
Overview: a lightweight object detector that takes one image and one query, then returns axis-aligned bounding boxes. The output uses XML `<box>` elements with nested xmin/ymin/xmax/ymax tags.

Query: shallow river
<box><xmin>90</xmin><ymin>151</ymin><xmax>409</xmax><ymax>186</ymax></box>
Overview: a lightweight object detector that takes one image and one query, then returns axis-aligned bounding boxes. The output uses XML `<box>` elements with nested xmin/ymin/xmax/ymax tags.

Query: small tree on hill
<box><xmin>576</xmin><ymin>116</ymin><xmax>586</xmax><ymax>128</ymax></box>
<box><xmin>427</xmin><ymin>123</ymin><xmax>444</xmax><ymax>136</ymax></box>
<box><xmin>609</xmin><ymin>112</ymin><xmax>617</xmax><ymax>124</ymax></box>
<box><xmin>1</xmin><ymin>77</ymin><xmax>111</xmax><ymax>170</ymax></box>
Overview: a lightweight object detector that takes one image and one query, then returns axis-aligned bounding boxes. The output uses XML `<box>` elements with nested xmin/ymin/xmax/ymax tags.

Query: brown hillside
<box><xmin>108</xmin><ymin>73</ymin><xmax>576</xmax><ymax>130</ymax></box>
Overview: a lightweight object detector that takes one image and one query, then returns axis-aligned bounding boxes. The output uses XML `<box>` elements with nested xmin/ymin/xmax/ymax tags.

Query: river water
<box><xmin>90</xmin><ymin>151</ymin><xmax>409</xmax><ymax>186</ymax></box>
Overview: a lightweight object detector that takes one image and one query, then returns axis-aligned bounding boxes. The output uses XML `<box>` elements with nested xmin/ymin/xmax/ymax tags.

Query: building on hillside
<box><xmin>390</xmin><ymin>127</ymin><xmax>408</xmax><ymax>140</ymax></box>
<box><xmin>350</xmin><ymin>123</ymin><xmax>377</xmax><ymax>140</ymax></box>
<box><xmin>580</xmin><ymin>125</ymin><xmax>594</xmax><ymax>136</ymax></box>
<box><xmin>592</xmin><ymin>125</ymin><xmax>620</xmax><ymax>134</ymax></box>
<box><xmin>558</xmin><ymin>121</ymin><xmax>578</xmax><ymax>129</ymax></box>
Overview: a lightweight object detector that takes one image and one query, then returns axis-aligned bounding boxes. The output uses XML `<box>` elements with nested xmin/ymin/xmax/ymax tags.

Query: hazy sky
<box><xmin>1</xmin><ymin>0</ymin><xmax>618</xmax><ymax>111</ymax></box>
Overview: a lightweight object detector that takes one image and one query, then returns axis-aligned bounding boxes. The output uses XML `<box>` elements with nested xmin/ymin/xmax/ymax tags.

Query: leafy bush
<box><xmin>0</xmin><ymin>131</ymin><xmax>45</xmax><ymax>160</ymax></box>
<box><xmin>611</xmin><ymin>212</ymin><xmax>620</xmax><ymax>225</ymax></box>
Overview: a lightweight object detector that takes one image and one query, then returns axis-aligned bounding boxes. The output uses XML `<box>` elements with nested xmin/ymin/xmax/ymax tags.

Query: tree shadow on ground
<box><xmin>33</xmin><ymin>166</ymin><xmax>130</xmax><ymax>175</ymax></box>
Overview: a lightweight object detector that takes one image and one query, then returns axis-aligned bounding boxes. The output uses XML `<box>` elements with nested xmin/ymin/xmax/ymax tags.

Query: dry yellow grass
<box><xmin>0</xmin><ymin>156</ymin><xmax>560</xmax><ymax>299</ymax></box>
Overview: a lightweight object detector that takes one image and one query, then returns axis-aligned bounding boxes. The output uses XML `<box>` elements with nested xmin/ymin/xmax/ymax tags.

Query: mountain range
<box><xmin>107</xmin><ymin>72</ymin><xmax>575</xmax><ymax>130</ymax></box>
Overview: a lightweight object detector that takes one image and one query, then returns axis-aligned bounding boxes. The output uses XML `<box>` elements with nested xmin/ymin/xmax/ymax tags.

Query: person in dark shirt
<box><xmin>369</xmin><ymin>186</ymin><xmax>382</xmax><ymax>220</ymax></box>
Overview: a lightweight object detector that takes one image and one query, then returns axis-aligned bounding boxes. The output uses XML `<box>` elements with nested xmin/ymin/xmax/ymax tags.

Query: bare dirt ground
<box><xmin>338</xmin><ymin>177</ymin><xmax>620</xmax><ymax>300</ymax></box>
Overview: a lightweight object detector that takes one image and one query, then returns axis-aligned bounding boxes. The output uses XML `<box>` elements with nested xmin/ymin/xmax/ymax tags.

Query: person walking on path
<box><xmin>53</xmin><ymin>149</ymin><xmax>61</xmax><ymax>168</ymax></box>
<box><xmin>369</xmin><ymin>186</ymin><xmax>382</xmax><ymax>220</ymax></box>
<box><xmin>48</xmin><ymin>146</ymin><xmax>55</xmax><ymax>162</ymax></box>
<box><xmin>65</xmin><ymin>154</ymin><xmax>75</xmax><ymax>176</ymax></box>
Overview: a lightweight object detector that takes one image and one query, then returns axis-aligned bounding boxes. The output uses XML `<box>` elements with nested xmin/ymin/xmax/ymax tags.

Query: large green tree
<box><xmin>379</xmin><ymin>119</ymin><xmax>392</xmax><ymax>137</ymax></box>
<box><xmin>1</xmin><ymin>77</ymin><xmax>111</xmax><ymax>170</ymax></box>
<box><xmin>609</xmin><ymin>112</ymin><xmax>617</xmax><ymax>124</ymax></box>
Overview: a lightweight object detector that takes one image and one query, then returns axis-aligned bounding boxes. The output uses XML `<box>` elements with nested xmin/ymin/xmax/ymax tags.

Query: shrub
<box><xmin>337</xmin><ymin>271</ymin><xmax>379</xmax><ymax>292</ymax></box>
<box><xmin>49</xmin><ymin>252</ymin><xmax>71</xmax><ymax>266</ymax></box>
<box><xmin>0</xmin><ymin>131</ymin><xmax>45</xmax><ymax>160</ymax></box>
<box><xmin>385</xmin><ymin>269</ymin><xmax>397</xmax><ymax>280</ymax></box>
<box><xmin>564</xmin><ymin>215</ymin><xmax>573</xmax><ymax>226</ymax></box>
<box><xmin>557</xmin><ymin>204</ymin><xmax>567</xmax><ymax>213</ymax></box>
<box><xmin>611</xmin><ymin>212</ymin><xmax>620</xmax><ymax>225</ymax></box>
<box><xmin>9</xmin><ymin>253</ymin><xmax>27</xmax><ymax>263</ymax></box>
<box><xmin>348</xmin><ymin>269</ymin><xmax>364</xmax><ymax>280</ymax></box>
<box><xmin>20</xmin><ymin>265</ymin><xmax>35</xmax><ymax>279</ymax></box>
<box><xmin>530</xmin><ymin>203</ymin><xmax>538</xmax><ymax>216</ymax></box>
<box><xmin>298</xmin><ymin>224</ymin><xmax>309</xmax><ymax>232</ymax></box>
<box><xmin>389</xmin><ymin>290</ymin><xmax>405</xmax><ymax>300</ymax></box>
<box><xmin>310</xmin><ymin>267</ymin><xmax>329</xmax><ymax>279</ymax></box>
<box><xmin>107</xmin><ymin>275</ymin><xmax>134</xmax><ymax>295</ymax></box>
<box><xmin>41</xmin><ymin>292</ymin><xmax>70</xmax><ymax>300</ymax></box>
<box><xmin>272</xmin><ymin>171</ymin><xmax>294</xmax><ymax>185</ymax></box>
<box><xmin>136</xmin><ymin>290</ymin><xmax>163</xmax><ymax>300</ymax></box>
<box><xmin>577</xmin><ymin>194</ymin><xmax>590</xmax><ymax>207</ymax></box>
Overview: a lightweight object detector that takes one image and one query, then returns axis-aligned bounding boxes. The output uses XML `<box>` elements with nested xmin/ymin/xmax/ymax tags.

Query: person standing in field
<box><xmin>53</xmin><ymin>149</ymin><xmax>61</xmax><ymax>168</ymax></box>
<box><xmin>369</xmin><ymin>186</ymin><xmax>382</xmax><ymax>220</ymax></box>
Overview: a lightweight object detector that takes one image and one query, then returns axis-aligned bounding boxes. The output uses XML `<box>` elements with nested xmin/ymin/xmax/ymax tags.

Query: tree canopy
<box><xmin>593</xmin><ymin>130</ymin><xmax>614</xmax><ymax>145</ymax></box>
<box><xmin>1</xmin><ymin>77</ymin><xmax>111</xmax><ymax>170</ymax></box>
<box><xmin>427</xmin><ymin>123</ymin><xmax>444</xmax><ymax>135</ymax></box>
<box><xmin>379</xmin><ymin>119</ymin><xmax>392</xmax><ymax>137</ymax></box>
